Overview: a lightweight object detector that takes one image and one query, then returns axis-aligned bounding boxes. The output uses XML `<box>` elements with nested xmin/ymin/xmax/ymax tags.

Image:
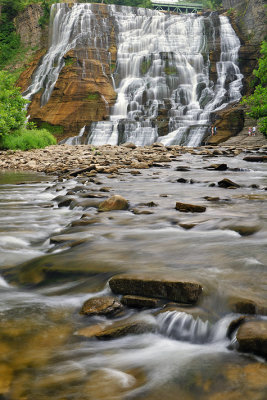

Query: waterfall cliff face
<box><xmin>25</xmin><ymin>3</ymin><xmax>243</xmax><ymax>146</ymax></box>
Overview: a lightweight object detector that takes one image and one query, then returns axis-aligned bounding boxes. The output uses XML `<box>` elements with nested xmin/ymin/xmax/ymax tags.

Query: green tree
<box><xmin>0</xmin><ymin>70</ymin><xmax>28</xmax><ymax>136</ymax></box>
<box><xmin>242</xmin><ymin>41</ymin><xmax>267</xmax><ymax>136</ymax></box>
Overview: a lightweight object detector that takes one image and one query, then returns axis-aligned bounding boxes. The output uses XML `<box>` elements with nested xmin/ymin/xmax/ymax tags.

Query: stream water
<box><xmin>0</xmin><ymin>151</ymin><xmax>266</xmax><ymax>399</ymax></box>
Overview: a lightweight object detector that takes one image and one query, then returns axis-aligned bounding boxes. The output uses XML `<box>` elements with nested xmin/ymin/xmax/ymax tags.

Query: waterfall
<box><xmin>157</xmin><ymin>311</ymin><xmax>234</xmax><ymax>344</ymax></box>
<box><xmin>25</xmin><ymin>4</ymin><xmax>243</xmax><ymax>147</ymax></box>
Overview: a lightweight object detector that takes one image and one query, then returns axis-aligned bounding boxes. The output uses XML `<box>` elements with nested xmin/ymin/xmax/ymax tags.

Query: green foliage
<box><xmin>0</xmin><ymin>128</ymin><xmax>57</xmax><ymax>150</ymax></box>
<box><xmin>242</xmin><ymin>41</ymin><xmax>267</xmax><ymax>136</ymax></box>
<box><xmin>0</xmin><ymin>71</ymin><xmax>28</xmax><ymax>136</ymax></box>
<box><xmin>87</xmin><ymin>93</ymin><xmax>100</xmax><ymax>101</ymax></box>
<box><xmin>202</xmin><ymin>0</ymin><xmax>222</xmax><ymax>10</ymax></box>
<box><xmin>39</xmin><ymin>122</ymin><xmax>64</xmax><ymax>135</ymax></box>
<box><xmin>39</xmin><ymin>0</ymin><xmax>55</xmax><ymax>28</ymax></box>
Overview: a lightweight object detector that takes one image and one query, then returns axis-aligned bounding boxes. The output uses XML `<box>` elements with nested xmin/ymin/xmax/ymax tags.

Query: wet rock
<box><xmin>58</xmin><ymin>197</ymin><xmax>74</xmax><ymax>207</ymax></box>
<box><xmin>69</xmin><ymin>165</ymin><xmax>95</xmax><ymax>177</ymax></box>
<box><xmin>121</xmin><ymin>295</ymin><xmax>162</xmax><ymax>308</ymax></box>
<box><xmin>138</xmin><ymin>201</ymin><xmax>158</xmax><ymax>207</ymax></box>
<box><xmin>132</xmin><ymin>208</ymin><xmax>154</xmax><ymax>215</ymax></box>
<box><xmin>70</xmin><ymin>199</ymin><xmax>101</xmax><ymax>209</ymax></box>
<box><xmin>236</xmin><ymin>320</ymin><xmax>267</xmax><ymax>359</ymax></box>
<box><xmin>179</xmin><ymin>222</ymin><xmax>196</xmax><ymax>230</ymax></box>
<box><xmin>99</xmin><ymin>187</ymin><xmax>111</xmax><ymax>192</ymax></box>
<box><xmin>229</xmin><ymin>297</ymin><xmax>267</xmax><ymax>315</ymax></box>
<box><xmin>243</xmin><ymin>155</ymin><xmax>267</xmax><ymax>162</ymax></box>
<box><xmin>175</xmin><ymin>166</ymin><xmax>190</xmax><ymax>171</ymax></box>
<box><xmin>227</xmin><ymin>316</ymin><xmax>254</xmax><ymax>340</ymax></box>
<box><xmin>80</xmin><ymin>296</ymin><xmax>123</xmax><ymax>317</ymax></box>
<box><xmin>77</xmin><ymin>317</ymin><xmax>156</xmax><ymax>340</ymax></box>
<box><xmin>218</xmin><ymin>178</ymin><xmax>240</xmax><ymax>188</ymax></box>
<box><xmin>206</xmin><ymin>163</ymin><xmax>228</xmax><ymax>170</ymax></box>
<box><xmin>177</xmin><ymin>178</ymin><xmax>188</xmax><ymax>183</ymax></box>
<box><xmin>204</xmin><ymin>196</ymin><xmax>220</xmax><ymax>202</ymax></box>
<box><xmin>175</xmin><ymin>202</ymin><xmax>206</xmax><ymax>213</ymax></box>
<box><xmin>109</xmin><ymin>274</ymin><xmax>202</xmax><ymax>304</ymax></box>
<box><xmin>98</xmin><ymin>195</ymin><xmax>129</xmax><ymax>212</ymax></box>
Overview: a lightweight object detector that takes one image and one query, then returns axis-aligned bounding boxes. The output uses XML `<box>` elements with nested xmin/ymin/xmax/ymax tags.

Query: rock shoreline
<box><xmin>0</xmin><ymin>143</ymin><xmax>266</xmax><ymax>179</ymax></box>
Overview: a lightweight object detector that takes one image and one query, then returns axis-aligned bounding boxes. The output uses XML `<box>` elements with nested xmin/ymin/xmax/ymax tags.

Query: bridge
<box><xmin>151</xmin><ymin>0</ymin><xmax>203</xmax><ymax>13</ymax></box>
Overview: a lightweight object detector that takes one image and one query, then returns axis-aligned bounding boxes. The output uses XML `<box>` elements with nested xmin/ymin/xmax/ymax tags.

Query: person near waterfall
<box><xmin>252</xmin><ymin>126</ymin><xmax>256</xmax><ymax>136</ymax></box>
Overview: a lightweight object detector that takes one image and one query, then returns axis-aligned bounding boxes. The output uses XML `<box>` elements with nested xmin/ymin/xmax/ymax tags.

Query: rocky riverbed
<box><xmin>0</xmin><ymin>141</ymin><xmax>267</xmax><ymax>399</ymax></box>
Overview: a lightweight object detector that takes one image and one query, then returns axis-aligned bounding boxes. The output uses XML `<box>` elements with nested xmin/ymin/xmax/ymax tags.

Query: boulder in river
<box><xmin>243</xmin><ymin>155</ymin><xmax>267</xmax><ymax>162</ymax></box>
<box><xmin>109</xmin><ymin>274</ymin><xmax>202</xmax><ymax>304</ymax></box>
<box><xmin>98</xmin><ymin>195</ymin><xmax>129</xmax><ymax>212</ymax></box>
<box><xmin>175</xmin><ymin>202</ymin><xmax>206</xmax><ymax>213</ymax></box>
<box><xmin>206</xmin><ymin>163</ymin><xmax>228</xmax><ymax>171</ymax></box>
<box><xmin>80</xmin><ymin>296</ymin><xmax>123</xmax><ymax>317</ymax></box>
<box><xmin>218</xmin><ymin>178</ymin><xmax>240</xmax><ymax>188</ymax></box>
<box><xmin>236</xmin><ymin>320</ymin><xmax>267</xmax><ymax>359</ymax></box>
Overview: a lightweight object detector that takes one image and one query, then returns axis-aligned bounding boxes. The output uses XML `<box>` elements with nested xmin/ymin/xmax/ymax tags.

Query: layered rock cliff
<box><xmin>17</xmin><ymin>3</ymin><xmax>117</xmax><ymax>140</ymax></box>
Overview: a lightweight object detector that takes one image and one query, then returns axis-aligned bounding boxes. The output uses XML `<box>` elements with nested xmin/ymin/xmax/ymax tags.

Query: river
<box><xmin>0</xmin><ymin>149</ymin><xmax>266</xmax><ymax>399</ymax></box>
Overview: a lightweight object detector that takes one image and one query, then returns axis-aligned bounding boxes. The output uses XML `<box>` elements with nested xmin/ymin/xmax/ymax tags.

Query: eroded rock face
<box><xmin>109</xmin><ymin>274</ymin><xmax>202</xmax><ymax>304</ymax></box>
<box><xmin>19</xmin><ymin>3</ymin><xmax>117</xmax><ymax>139</ymax></box>
<box><xmin>236</xmin><ymin>320</ymin><xmax>267</xmax><ymax>359</ymax></box>
<box><xmin>14</xmin><ymin>4</ymin><xmax>45</xmax><ymax>49</ymax></box>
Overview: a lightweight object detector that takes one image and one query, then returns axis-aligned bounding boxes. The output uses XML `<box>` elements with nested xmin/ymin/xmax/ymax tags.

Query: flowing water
<box><xmin>0</xmin><ymin>151</ymin><xmax>267</xmax><ymax>399</ymax></box>
<box><xmin>24</xmin><ymin>3</ymin><xmax>243</xmax><ymax>147</ymax></box>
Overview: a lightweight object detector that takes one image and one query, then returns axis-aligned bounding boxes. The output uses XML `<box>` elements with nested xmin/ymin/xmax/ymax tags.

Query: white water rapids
<box><xmin>24</xmin><ymin>3</ymin><xmax>243</xmax><ymax>146</ymax></box>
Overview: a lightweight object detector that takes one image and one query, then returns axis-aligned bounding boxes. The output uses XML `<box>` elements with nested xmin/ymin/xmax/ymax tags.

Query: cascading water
<box><xmin>25</xmin><ymin>4</ymin><xmax>243</xmax><ymax>146</ymax></box>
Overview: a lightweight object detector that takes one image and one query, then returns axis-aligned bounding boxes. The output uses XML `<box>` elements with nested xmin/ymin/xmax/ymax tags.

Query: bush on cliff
<box><xmin>242</xmin><ymin>41</ymin><xmax>267</xmax><ymax>136</ymax></box>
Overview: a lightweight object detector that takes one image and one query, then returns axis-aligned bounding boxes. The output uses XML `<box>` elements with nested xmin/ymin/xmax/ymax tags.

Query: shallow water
<box><xmin>0</xmin><ymin>151</ymin><xmax>266</xmax><ymax>399</ymax></box>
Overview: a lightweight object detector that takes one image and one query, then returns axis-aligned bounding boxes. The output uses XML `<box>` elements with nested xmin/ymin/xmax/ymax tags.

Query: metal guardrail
<box><xmin>151</xmin><ymin>1</ymin><xmax>203</xmax><ymax>13</ymax></box>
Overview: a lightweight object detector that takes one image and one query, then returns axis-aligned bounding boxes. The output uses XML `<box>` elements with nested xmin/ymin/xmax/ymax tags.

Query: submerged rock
<box><xmin>98</xmin><ymin>195</ymin><xmax>129</xmax><ymax>212</ymax></box>
<box><xmin>77</xmin><ymin>316</ymin><xmax>156</xmax><ymax>340</ymax></box>
<box><xmin>80</xmin><ymin>296</ymin><xmax>123</xmax><ymax>317</ymax></box>
<box><xmin>109</xmin><ymin>274</ymin><xmax>202</xmax><ymax>304</ymax></box>
<box><xmin>236</xmin><ymin>320</ymin><xmax>267</xmax><ymax>359</ymax></box>
<box><xmin>175</xmin><ymin>202</ymin><xmax>206</xmax><ymax>213</ymax></box>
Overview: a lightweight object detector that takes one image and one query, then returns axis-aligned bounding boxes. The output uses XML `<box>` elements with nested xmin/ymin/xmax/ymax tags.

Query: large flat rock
<box><xmin>109</xmin><ymin>274</ymin><xmax>202</xmax><ymax>304</ymax></box>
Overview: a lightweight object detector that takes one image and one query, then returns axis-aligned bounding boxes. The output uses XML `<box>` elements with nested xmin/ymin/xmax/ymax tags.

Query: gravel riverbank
<box><xmin>0</xmin><ymin>142</ymin><xmax>266</xmax><ymax>179</ymax></box>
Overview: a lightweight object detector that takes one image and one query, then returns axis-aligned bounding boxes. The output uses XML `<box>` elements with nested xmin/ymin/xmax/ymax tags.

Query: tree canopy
<box><xmin>0</xmin><ymin>71</ymin><xmax>28</xmax><ymax>136</ymax></box>
<box><xmin>242</xmin><ymin>41</ymin><xmax>267</xmax><ymax>135</ymax></box>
